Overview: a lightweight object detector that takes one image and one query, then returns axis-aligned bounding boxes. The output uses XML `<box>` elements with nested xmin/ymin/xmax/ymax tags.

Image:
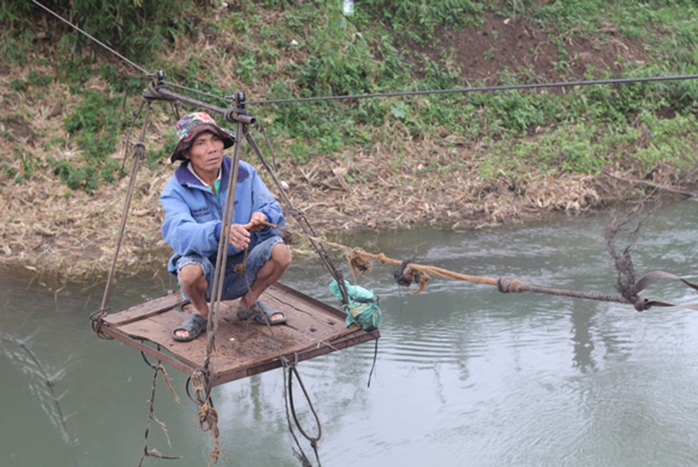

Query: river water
<box><xmin>3</xmin><ymin>201</ymin><xmax>698</xmax><ymax>467</ymax></box>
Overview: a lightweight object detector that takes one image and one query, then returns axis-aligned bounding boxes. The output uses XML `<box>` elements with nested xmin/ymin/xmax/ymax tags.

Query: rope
<box><xmin>246</xmin><ymin>74</ymin><xmax>698</xmax><ymax>106</ymax></box>
<box><xmin>91</xmin><ymin>100</ymin><xmax>152</xmax><ymax>338</ymax></box>
<box><xmin>235</xmin><ymin>262</ymin><xmax>324</xmax><ymax>466</ymax></box>
<box><xmin>287</xmin><ymin>358</ymin><xmax>323</xmax><ymax>444</ymax></box>
<box><xmin>496</xmin><ymin>277</ymin><xmax>630</xmax><ymax>303</ymax></box>
<box><xmin>239</xmin><ymin>122</ymin><xmax>351</xmax><ymax>306</ymax></box>
<box><xmin>186</xmin><ymin>370</ymin><xmax>222</xmax><ymax>466</ymax></box>
<box><xmin>232</xmin><ymin>278</ymin><xmax>323</xmax><ymax>465</ymax></box>
<box><xmin>31</xmin><ymin>0</ymin><xmax>698</xmax><ymax>110</ymax></box>
<box><xmin>231</xmin><ymin>244</ymin><xmax>323</xmax><ymax>465</ymax></box>
<box><xmin>30</xmin><ymin>0</ymin><xmax>153</xmax><ymax>77</ymax></box>
<box><xmin>178</xmin><ymin>98</ymin><xmax>253</xmax><ymax>467</ymax></box>
<box><xmin>222</xmin><ymin>194</ymin><xmax>326</xmax><ymax>466</ymax></box>
<box><xmin>282</xmin><ymin>357</ymin><xmax>322</xmax><ymax>467</ymax></box>
<box><xmin>367</xmin><ymin>339</ymin><xmax>379</xmax><ymax>388</ymax></box>
<box><xmin>348</xmin><ymin>246</ymin><xmax>662</xmax><ymax>310</ymax></box>
<box><xmin>138</xmin><ymin>351</ymin><xmax>182</xmax><ymax>467</ymax></box>
<box><xmin>264</xmin><ymin>222</ymin><xmax>698</xmax><ymax>312</ymax></box>
<box><xmin>162</xmin><ymin>80</ymin><xmax>231</xmax><ymax>105</ymax></box>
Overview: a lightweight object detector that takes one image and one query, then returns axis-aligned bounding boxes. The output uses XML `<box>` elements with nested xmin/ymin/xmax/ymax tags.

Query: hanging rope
<box><xmin>138</xmin><ymin>351</ymin><xmax>182</xmax><ymax>467</ymax></box>
<box><xmin>179</xmin><ymin>96</ymin><xmax>252</xmax><ymax>467</ymax></box>
<box><xmin>237</xmin><ymin>274</ymin><xmax>324</xmax><ymax>467</ymax></box>
<box><xmin>231</xmin><ymin>249</ymin><xmax>324</xmax><ymax>466</ymax></box>
<box><xmin>367</xmin><ymin>339</ymin><xmax>379</xmax><ymax>388</ymax></box>
<box><xmin>235</xmin><ymin>254</ymin><xmax>324</xmax><ymax>466</ymax></box>
<box><xmin>283</xmin><ymin>356</ymin><xmax>323</xmax><ymax>467</ymax></box>
<box><xmin>287</xmin><ymin>360</ymin><xmax>323</xmax><ymax>445</ymax></box>
<box><xmin>223</xmin><ymin>229</ymin><xmax>324</xmax><ymax>466</ymax></box>
<box><xmin>90</xmin><ymin>100</ymin><xmax>152</xmax><ymax>338</ymax></box>
<box><xmin>185</xmin><ymin>369</ymin><xmax>222</xmax><ymax>466</ymax></box>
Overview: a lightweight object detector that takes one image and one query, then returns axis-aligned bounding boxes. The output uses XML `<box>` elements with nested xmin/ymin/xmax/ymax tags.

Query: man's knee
<box><xmin>178</xmin><ymin>263</ymin><xmax>206</xmax><ymax>289</ymax></box>
<box><xmin>273</xmin><ymin>243</ymin><xmax>292</xmax><ymax>270</ymax></box>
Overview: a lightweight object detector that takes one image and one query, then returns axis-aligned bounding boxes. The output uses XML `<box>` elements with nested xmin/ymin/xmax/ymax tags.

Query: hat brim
<box><xmin>169</xmin><ymin>124</ymin><xmax>236</xmax><ymax>164</ymax></box>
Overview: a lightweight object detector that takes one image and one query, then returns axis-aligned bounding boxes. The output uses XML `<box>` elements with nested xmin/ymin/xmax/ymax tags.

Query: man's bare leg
<box><xmin>174</xmin><ymin>263</ymin><xmax>210</xmax><ymax>339</ymax></box>
<box><xmin>239</xmin><ymin>243</ymin><xmax>292</xmax><ymax>323</ymax></box>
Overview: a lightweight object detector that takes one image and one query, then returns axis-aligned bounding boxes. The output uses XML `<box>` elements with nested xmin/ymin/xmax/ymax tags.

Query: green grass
<box><xmin>4</xmin><ymin>1</ymin><xmax>698</xmax><ymax>192</ymax></box>
<box><xmin>54</xmin><ymin>90</ymin><xmax>126</xmax><ymax>193</ymax></box>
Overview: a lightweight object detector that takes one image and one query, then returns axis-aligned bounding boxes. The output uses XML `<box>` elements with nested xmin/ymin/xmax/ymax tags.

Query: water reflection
<box><xmin>3</xmin><ymin>202</ymin><xmax>698</xmax><ymax>466</ymax></box>
<box><xmin>570</xmin><ymin>301</ymin><xmax>596</xmax><ymax>372</ymax></box>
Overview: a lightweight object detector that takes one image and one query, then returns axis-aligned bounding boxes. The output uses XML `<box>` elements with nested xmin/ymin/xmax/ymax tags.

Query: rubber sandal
<box><xmin>237</xmin><ymin>301</ymin><xmax>287</xmax><ymax>326</ymax></box>
<box><xmin>171</xmin><ymin>313</ymin><xmax>207</xmax><ymax>342</ymax></box>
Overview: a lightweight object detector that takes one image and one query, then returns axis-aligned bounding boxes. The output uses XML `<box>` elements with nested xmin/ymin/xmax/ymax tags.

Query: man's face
<box><xmin>186</xmin><ymin>131</ymin><xmax>225</xmax><ymax>174</ymax></box>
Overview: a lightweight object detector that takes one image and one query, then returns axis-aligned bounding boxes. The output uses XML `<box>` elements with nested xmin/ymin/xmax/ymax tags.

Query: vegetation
<box><xmin>3</xmin><ymin>0</ymin><xmax>698</xmax><ymax>189</ymax></box>
<box><xmin>2</xmin><ymin>0</ymin><xmax>698</xmax><ymax>276</ymax></box>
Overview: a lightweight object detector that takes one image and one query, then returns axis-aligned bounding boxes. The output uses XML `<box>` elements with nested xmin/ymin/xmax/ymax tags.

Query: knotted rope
<box><xmin>265</xmin><ymin>222</ymin><xmax>698</xmax><ymax>313</ymax></box>
<box><xmin>186</xmin><ymin>369</ymin><xmax>222</xmax><ymax>466</ymax></box>
<box><xmin>138</xmin><ymin>351</ymin><xmax>182</xmax><ymax>467</ymax></box>
<box><xmin>361</xmin><ymin>247</ymin><xmax>698</xmax><ymax>311</ymax></box>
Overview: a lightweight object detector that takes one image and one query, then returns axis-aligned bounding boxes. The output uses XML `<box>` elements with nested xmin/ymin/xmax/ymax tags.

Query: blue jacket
<box><xmin>160</xmin><ymin>157</ymin><xmax>285</xmax><ymax>273</ymax></box>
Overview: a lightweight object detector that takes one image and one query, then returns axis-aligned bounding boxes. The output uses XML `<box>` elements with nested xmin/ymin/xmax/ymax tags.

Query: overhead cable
<box><xmin>162</xmin><ymin>80</ymin><xmax>231</xmax><ymax>104</ymax></box>
<box><xmin>29</xmin><ymin>0</ymin><xmax>698</xmax><ymax>108</ymax></box>
<box><xmin>245</xmin><ymin>74</ymin><xmax>698</xmax><ymax>106</ymax></box>
<box><xmin>31</xmin><ymin>0</ymin><xmax>153</xmax><ymax>77</ymax></box>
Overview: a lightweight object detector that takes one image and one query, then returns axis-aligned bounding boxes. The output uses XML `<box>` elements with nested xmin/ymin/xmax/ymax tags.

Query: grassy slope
<box><xmin>1</xmin><ymin>0</ymin><xmax>698</xmax><ymax>279</ymax></box>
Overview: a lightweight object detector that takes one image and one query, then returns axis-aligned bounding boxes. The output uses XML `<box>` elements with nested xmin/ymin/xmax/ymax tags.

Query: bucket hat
<box><xmin>170</xmin><ymin>112</ymin><xmax>236</xmax><ymax>163</ymax></box>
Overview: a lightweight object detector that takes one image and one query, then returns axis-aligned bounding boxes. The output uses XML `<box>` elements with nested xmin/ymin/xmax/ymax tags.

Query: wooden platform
<box><xmin>99</xmin><ymin>283</ymin><xmax>380</xmax><ymax>386</ymax></box>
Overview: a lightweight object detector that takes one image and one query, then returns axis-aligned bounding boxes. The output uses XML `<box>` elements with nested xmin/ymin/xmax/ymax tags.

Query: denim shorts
<box><xmin>175</xmin><ymin>236</ymin><xmax>283</xmax><ymax>302</ymax></box>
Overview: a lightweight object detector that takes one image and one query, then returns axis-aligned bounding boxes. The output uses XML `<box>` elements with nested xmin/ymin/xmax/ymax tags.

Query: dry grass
<box><xmin>0</xmin><ymin>134</ymin><xmax>685</xmax><ymax>281</ymax></box>
<box><xmin>1</xmin><ymin>52</ymin><xmax>692</xmax><ymax>281</ymax></box>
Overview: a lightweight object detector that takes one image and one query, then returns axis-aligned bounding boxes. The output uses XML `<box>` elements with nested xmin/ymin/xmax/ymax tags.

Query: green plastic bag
<box><xmin>329</xmin><ymin>280</ymin><xmax>381</xmax><ymax>331</ymax></box>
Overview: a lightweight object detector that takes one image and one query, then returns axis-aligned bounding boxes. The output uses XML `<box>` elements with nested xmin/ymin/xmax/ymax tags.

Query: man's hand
<box><xmin>243</xmin><ymin>212</ymin><xmax>268</xmax><ymax>233</ymax></box>
<box><xmin>228</xmin><ymin>213</ymin><xmax>268</xmax><ymax>249</ymax></box>
<box><xmin>228</xmin><ymin>223</ymin><xmax>251</xmax><ymax>250</ymax></box>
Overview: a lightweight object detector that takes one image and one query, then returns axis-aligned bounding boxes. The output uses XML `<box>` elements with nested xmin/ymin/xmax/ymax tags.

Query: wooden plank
<box><xmin>103</xmin><ymin>292</ymin><xmax>187</xmax><ymax>326</ymax></box>
<box><xmin>98</xmin><ymin>283</ymin><xmax>380</xmax><ymax>386</ymax></box>
<box><xmin>211</xmin><ymin>328</ymin><xmax>380</xmax><ymax>386</ymax></box>
<box><xmin>100</xmin><ymin>326</ymin><xmax>197</xmax><ymax>376</ymax></box>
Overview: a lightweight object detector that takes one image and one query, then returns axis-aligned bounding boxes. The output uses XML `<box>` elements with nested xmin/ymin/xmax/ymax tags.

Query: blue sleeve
<box><xmin>248</xmin><ymin>165</ymin><xmax>285</xmax><ymax>229</ymax></box>
<box><xmin>160</xmin><ymin>184</ymin><xmax>224</xmax><ymax>259</ymax></box>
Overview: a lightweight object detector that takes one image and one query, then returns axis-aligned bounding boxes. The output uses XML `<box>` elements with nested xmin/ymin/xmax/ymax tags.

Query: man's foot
<box><xmin>171</xmin><ymin>313</ymin><xmax>207</xmax><ymax>342</ymax></box>
<box><xmin>237</xmin><ymin>301</ymin><xmax>287</xmax><ymax>325</ymax></box>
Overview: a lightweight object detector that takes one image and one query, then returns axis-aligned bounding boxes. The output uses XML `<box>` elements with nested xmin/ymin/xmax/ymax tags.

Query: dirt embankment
<box><xmin>0</xmin><ymin>12</ymin><xmax>690</xmax><ymax>280</ymax></box>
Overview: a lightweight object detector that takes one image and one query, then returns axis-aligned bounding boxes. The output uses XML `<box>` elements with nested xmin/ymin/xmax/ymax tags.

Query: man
<box><xmin>160</xmin><ymin>112</ymin><xmax>292</xmax><ymax>342</ymax></box>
